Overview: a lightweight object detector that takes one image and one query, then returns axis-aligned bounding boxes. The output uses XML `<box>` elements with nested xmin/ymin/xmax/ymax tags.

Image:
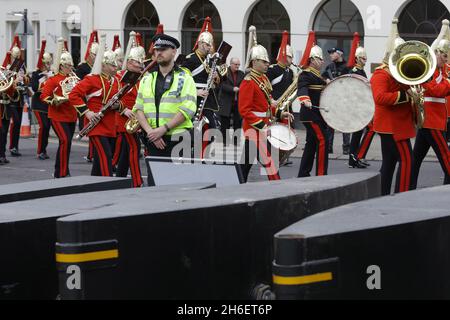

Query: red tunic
<box><xmin>238</xmin><ymin>72</ymin><xmax>278</xmax><ymax>135</ymax></box>
<box><xmin>40</xmin><ymin>73</ymin><xmax>77</xmax><ymax>123</ymax></box>
<box><xmin>115</xmin><ymin>70</ymin><xmax>140</xmax><ymax>133</ymax></box>
<box><xmin>422</xmin><ymin>68</ymin><xmax>450</xmax><ymax>131</ymax></box>
<box><xmin>371</xmin><ymin>67</ymin><xmax>416</xmax><ymax>141</ymax></box>
<box><xmin>69</xmin><ymin>74</ymin><xmax>120</xmax><ymax>137</ymax></box>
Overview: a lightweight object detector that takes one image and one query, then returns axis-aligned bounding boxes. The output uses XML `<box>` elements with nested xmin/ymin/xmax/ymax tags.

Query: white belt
<box><xmin>253</xmin><ymin>111</ymin><xmax>269</xmax><ymax>117</ymax></box>
<box><xmin>424</xmin><ymin>97</ymin><xmax>446</xmax><ymax>104</ymax></box>
<box><xmin>196</xmin><ymin>83</ymin><xmax>208</xmax><ymax>89</ymax></box>
<box><xmin>192</xmin><ymin>64</ymin><xmax>205</xmax><ymax>77</ymax></box>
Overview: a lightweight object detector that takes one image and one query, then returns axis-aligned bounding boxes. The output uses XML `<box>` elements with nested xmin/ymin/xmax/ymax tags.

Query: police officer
<box><xmin>133</xmin><ymin>34</ymin><xmax>197</xmax><ymax>163</ymax></box>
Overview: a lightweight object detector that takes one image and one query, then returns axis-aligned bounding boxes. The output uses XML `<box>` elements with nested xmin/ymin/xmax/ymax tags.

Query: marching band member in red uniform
<box><xmin>239</xmin><ymin>26</ymin><xmax>293</xmax><ymax>182</ymax></box>
<box><xmin>114</xmin><ymin>31</ymin><xmax>145</xmax><ymax>188</ymax></box>
<box><xmin>296</xmin><ymin>31</ymin><xmax>329</xmax><ymax>178</ymax></box>
<box><xmin>41</xmin><ymin>38</ymin><xmax>78</xmax><ymax>178</ymax></box>
<box><xmin>75</xmin><ymin>30</ymin><xmax>99</xmax><ymax>163</ymax></box>
<box><xmin>371</xmin><ymin>19</ymin><xmax>415</xmax><ymax>195</ymax></box>
<box><xmin>70</xmin><ymin>34</ymin><xmax>122</xmax><ymax>177</ymax></box>
<box><xmin>412</xmin><ymin>20</ymin><xmax>450</xmax><ymax>188</ymax></box>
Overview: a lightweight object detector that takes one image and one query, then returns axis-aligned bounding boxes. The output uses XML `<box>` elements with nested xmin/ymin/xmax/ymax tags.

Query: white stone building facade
<box><xmin>1</xmin><ymin>0</ymin><xmax>450</xmax><ymax>77</ymax></box>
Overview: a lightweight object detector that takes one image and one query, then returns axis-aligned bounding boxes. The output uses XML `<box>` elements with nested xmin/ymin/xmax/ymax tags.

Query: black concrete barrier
<box><xmin>56</xmin><ymin>172</ymin><xmax>380</xmax><ymax>299</ymax></box>
<box><xmin>0</xmin><ymin>183</ymin><xmax>216</xmax><ymax>299</ymax></box>
<box><xmin>273</xmin><ymin>185</ymin><xmax>450</xmax><ymax>300</ymax></box>
<box><xmin>0</xmin><ymin>176</ymin><xmax>133</xmax><ymax>204</ymax></box>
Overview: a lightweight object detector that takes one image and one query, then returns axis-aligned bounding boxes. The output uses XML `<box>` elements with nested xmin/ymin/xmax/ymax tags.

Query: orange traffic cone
<box><xmin>20</xmin><ymin>102</ymin><xmax>32</xmax><ymax>138</ymax></box>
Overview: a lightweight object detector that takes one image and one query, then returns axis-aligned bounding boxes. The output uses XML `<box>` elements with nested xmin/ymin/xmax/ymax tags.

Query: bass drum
<box><xmin>267</xmin><ymin>123</ymin><xmax>298</xmax><ymax>165</ymax></box>
<box><xmin>320</xmin><ymin>74</ymin><xmax>375</xmax><ymax>133</ymax></box>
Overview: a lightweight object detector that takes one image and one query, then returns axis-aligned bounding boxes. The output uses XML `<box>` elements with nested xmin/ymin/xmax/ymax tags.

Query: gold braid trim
<box><xmin>249</xmin><ymin>69</ymin><xmax>272</xmax><ymax>105</ymax></box>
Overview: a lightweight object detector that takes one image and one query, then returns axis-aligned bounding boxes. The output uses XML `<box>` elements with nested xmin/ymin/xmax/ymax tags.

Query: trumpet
<box><xmin>389</xmin><ymin>40</ymin><xmax>437</xmax><ymax>129</ymax></box>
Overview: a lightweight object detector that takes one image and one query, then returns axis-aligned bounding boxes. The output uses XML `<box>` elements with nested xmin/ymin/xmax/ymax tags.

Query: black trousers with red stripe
<box><xmin>8</xmin><ymin>105</ymin><xmax>23</xmax><ymax>151</ymax></box>
<box><xmin>112</xmin><ymin>134</ymin><xmax>123</xmax><ymax>167</ymax></box>
<box><xmin>298</xmin><ymin>122</ymin><xmax>329</xmax><ymax>178</ymax></box>
<box><xmin>412</xmin><ymin>128</ymin><xmax>450</xmax><ymax>189</ymax></box>
<box><xmin>201</xmin><ymin>109</ymin><xmax>220</xmax><ymax>158</ymax></box>
<box><xmin>34</xmin><ymin>111</ymin><xmax>51</xmax><ymax>155</ymax></box>
<box><xmin>90</xmin><ymin>136</ymin><xmax>115</xmax><ymax>177</ymax></box>
<box><xmin>240</xmin><ymin>137</ymin><xmax>281</xmax><ymax>182</ymax></box>
<box><xmin>379</xmin><ymin>134</ymin><xmax>414</xmax><ymax>196</ymax></box>
<box><xmin>51</xmin><ymin>121</ymin><xmax>75</xmax><ymax>178</ymax></box>
<box><xmin>116</xmin><ymin>132</ymin><xmax>143</xmax><ymax>188</ymax></box>
<box><xmin>357</xmin><ymin>127</ymin><xmax>375</xmax><ymax>160</ymax></box>
<box><xmin>0</xmin><ymin>110</ymin><xmax>11</xmax><ymax>158</ymax></box>
<box><xmin>350</xmin><ymin>126</ymin><xmax>375</xmax><ymax>159</ymax></box>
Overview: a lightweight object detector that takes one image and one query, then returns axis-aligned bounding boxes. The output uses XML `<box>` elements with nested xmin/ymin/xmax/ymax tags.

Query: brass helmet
<box><xmin>246</xmin><ymin>25</ymin><xmax>270</xmax><ymax>67</ymax></box>
<box><xmin>114</xmin><ymin>47</ymin><xmax>124</xmax><ymax>61</ymax></box>
<box><xmin>10</xmin><ymin>35</ymin><xmax>22</xmax><ymax>60</ymax></box>
<box><xmin>129</xmin><ymin>46</ymin><xmax>146</xmax><ymax>64</ymax></box>
<box><xmin>286</xmin><ymin>45</ymin><xmax>294</xmax><ymax>58</ymax></box>
<box><xmin>194</xmin><ymin>17</ymin><xmax>214</xmax><ymax>50</ymax></box>
<box><xmin>123</xmin><ymin>31</ymin><xmax>145</xmax><ymax>70</ymax></box>
<box><xmin>52</xmin><ymin>37</ymin><xmax>74</xmax><ymax>72</ymax></box>
<box><xmin>355</xmin><ymin>46</ymin><xmax>367</xmax><ymax>61</ymax></box>
<box><xmin>432</xmin><ymin>19</ymin><xmax>450</xmax><ymax>54</ymax></box>
<box><xmin>309</xmin><ymin>45</ymin><xmax>323</xmax><ymax>60</ymax></box>
<box><xmin>11</xmin><ymin>46</ymin><xmax>21</xmax><ymax>60</ymax></box>
<box><xmin>90</xmin><ymin>42</ymin><xmax>99</xmax><ymax>57</ymax></box>
<box><xmin>37</xmin><ymin>39</ymin><xmax>53</xmax><ymax>70</ymax></box>
<box><xmin>198</xmin><ymin>31</ymin><xmax>214</xmax><ymax>47</ymax></box>
<box><xmin>249</xmin><ymin>45</ymin><xmax>270</xmax><ymax>63</ymax></box>
<box><xmin>42</xmin><ymin>52</ymin><xmax>52</xmax><ymax>65</ymax></box>
<box><xmin>103</xmin><ymin>50</ymin><xmax>118</xmax><ymax>67</ymax></box>
<box><xmin>60</xmin><ymin>51</ymin><xmax>74</xmax><ymax>67</ymax></box>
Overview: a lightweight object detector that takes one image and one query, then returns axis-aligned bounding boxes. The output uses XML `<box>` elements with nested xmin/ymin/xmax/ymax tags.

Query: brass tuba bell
<box><xmin>389</xmin><ymin>40</ymin><xmax>437</xmax><ymax>128</ymax></box>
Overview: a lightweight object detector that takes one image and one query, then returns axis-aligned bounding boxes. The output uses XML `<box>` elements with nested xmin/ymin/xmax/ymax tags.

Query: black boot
<box><xmin>349</xmin><ymin>154</ymin><xmax>367</xmax><ymax>169</ymax></box>
<box><xmin>359</xmin><ymin>158</ymin><xmax>370</xmax><ymax>166</ymax></box>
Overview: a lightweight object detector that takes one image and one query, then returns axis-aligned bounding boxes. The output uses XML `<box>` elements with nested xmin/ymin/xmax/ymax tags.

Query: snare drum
<box><xmin>267</xmin><ymin>123</ymin><xmax>298</xmax><ymax>165</ymax></box>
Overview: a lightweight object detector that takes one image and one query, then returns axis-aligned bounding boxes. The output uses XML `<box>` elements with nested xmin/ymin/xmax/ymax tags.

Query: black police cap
<box><xmin>152</xmin><ymin>34</ymin><xmax>180</xmax><ymax>49</ymax></box>
<box><xmin>327</xmin><ymin>47</ymin><xmax>344</xmax><ymax>54</ymax></box>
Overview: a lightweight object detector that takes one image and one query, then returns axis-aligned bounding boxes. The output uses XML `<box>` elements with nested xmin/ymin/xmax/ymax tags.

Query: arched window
<box><xmin>124</xmin><ymin>0</ymin><xmax>159</xmax><ymax>53</ymax></box>
<box><xmin>246</xmin><ymin>0</ymin><xmax>290</xmax><ymax>63</ymax></box>
<box><xmin>181</xmin><ymin>0</ymin><xmax>222</xmax><ymax>55</ymax></box>
<box><xmin>398</xmin><ymin>0</ymin><xmax>450</xmax><ymax>44</ymax></box>
<box><xmin>313</xmin><ymin>0</ymin><xmax>364</xmax><ymax>66</ymax></box>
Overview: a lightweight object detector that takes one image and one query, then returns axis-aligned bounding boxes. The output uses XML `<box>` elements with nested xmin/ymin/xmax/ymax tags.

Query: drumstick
<box><xmin>312</xmin><ymin>106</ymin><xmax>329</xmax><ymax>112</ymax></box>
<box><xmin>270</xmin><ymin>135</ymin><xmax>288</xmax><ymax>145</ymax></box>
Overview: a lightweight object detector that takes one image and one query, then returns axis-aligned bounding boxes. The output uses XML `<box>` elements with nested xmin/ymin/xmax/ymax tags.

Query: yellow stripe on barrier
<box><xmin>56</xmin><ymin>249</ymin><xmax>119</xmax><ymax>263</ymax></box>
<box><xmin>273</xmin><ymin>272</ymin><xmax>333</xmax><ymax>286</ymax></box>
